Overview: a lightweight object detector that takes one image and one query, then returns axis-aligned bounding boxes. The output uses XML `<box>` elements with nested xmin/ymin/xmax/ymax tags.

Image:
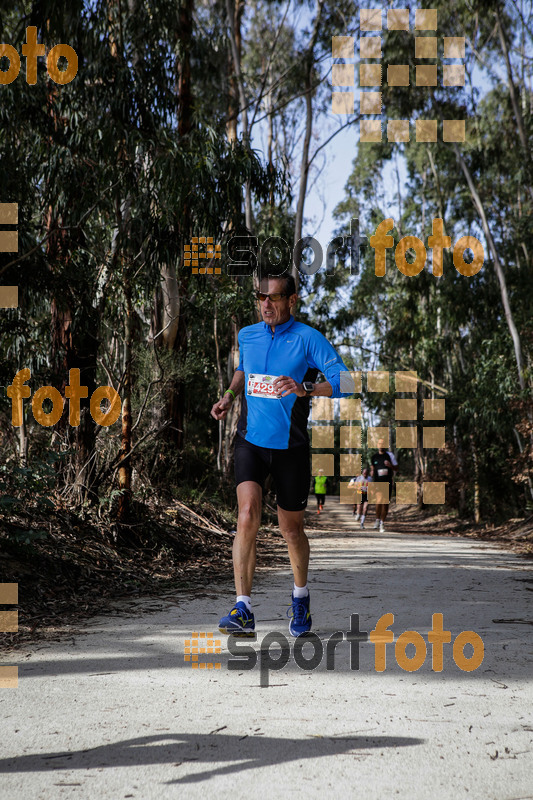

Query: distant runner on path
<box><xmin>370</xmin><ymin>438</ymin><xmax>398</xmax><ymax>533</ymax></box>
<box><xmin>314</xmin><ymin>469</ymin><xmax>328</xmax><ymax>514</ymax></box>
<box><xmin>349</xmin><ymin>467</ymin><xmax>372</xmax><ymax>528</ymax></box>
<box><xmin>210</xmin><ymin>274</ymin><xmax>351</xmax><ymax>638</ymax></box>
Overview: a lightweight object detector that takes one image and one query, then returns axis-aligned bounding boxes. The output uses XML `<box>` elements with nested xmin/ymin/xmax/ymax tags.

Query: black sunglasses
<box><xmin>255</xmin><ymin>292</ymin><xmax>288</xmax><ymax>302</ymax></box>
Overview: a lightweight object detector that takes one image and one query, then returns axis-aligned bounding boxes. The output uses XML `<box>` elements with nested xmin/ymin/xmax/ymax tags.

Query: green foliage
<box><xmin>311</xmin><ymin>0</ymin><xmax>533</xmax><ymax>520</ymax></box>
<box><xmin>0</xmin><ymin>452</ymin><xmax>59</xmax><ymax>517</ymax></box>
<box><xmin>1</xmin><ymin>0</ymin><xmax>531</xmax><ymax>528</ymax></box>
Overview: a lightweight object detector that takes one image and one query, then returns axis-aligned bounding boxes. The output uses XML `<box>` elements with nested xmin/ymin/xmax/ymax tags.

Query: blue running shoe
<box><xmin>218</xmin><ymin>601</ymin><xmax>255</xmax><ymax>636</ymax></box>
<box><xmin>287</xmin><ymin>592</ymin><xmax>312</xmax><ymax>637</ymax></box>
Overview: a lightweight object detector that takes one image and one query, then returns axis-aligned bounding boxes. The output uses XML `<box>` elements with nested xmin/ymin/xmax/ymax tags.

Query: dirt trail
<box><xmin>1</xmin><ymin>495</ymin><xmax>532</xmax><ymax>799</ymax></box>
<box><xmin>306</xmin><ymin>496</ymin><xmax>533</xmax><ymax>556</ymax></box>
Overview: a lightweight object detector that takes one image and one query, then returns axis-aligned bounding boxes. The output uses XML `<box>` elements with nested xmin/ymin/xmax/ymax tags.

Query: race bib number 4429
<box><xmin>247</xmin><ymin>373</ymin><xmax>280</xmax><ymax>399</ymax></box>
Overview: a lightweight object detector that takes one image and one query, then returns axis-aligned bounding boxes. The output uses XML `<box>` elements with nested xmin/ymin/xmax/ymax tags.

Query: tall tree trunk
<box><xmin>470</xmin><ymin>433</ymin><xmax>481</xmax><ymax>523</ymax></box>
<box><xmin>415</xmin><ymin>378</ymin><xmax>425</xmax><ymax>508</ymax></box>
<box><xmin>117</xmin><ymin>270</ymin><xmax>133</xmax><ymax>521</ymax></box>
<box><xmin>293</xmin><ymin>73</ymin><xmax>313</xmax><ymax>288</ymax></box>
<box><xmin>177</xmin><ymin>0</ymin><xmax>194</xmax><ymax>138</ymax></box>
<box><xmin>454</xmin><ymin>424</ymin><xmax>467</xmax><ymax>517</ymax></box>
<box><xmin>48</xmin><ymin>182</ymin><xmax>98</xmax><ymax>503</ymax></box>
<box><xmin>266</xmin><ymin>75</ymin><xmax>274</xmax><ymax>212</ymax></box>
<box><xmin>292</xmin><ymin>0</ymin><xmax>324</xmax><ymax>286</ymax></box>
<box><xmin>220</xmin><ymin>4</ymin><xmax>249</xmax><ymax>472</ymax></box>
<box><xmin>151</xmin><ymin>0</ymin><xmax>195</xmax><ymax>451</ymax></box>
<box><xmin>454</xmin><ymin>144</ymin><xmax>527</xmax><ymax>393</ymax></box>
<box><xmin>214</xmin><ymin>304</ymin><xmax>225</xmax><ymax>472</ymax></box>
<box><xmin>17</xmin><ymin>415</ymin><xmax>28</xmax><ymax>466</ymax></box>
<box><xmin>226</xmin><ymin>0</ymin><xmax>253</xmax><ymax>232</ymax></box>
<box><xmin>223</xmin><ymin>319</ymin><xmax>242</xmax><ymax>476</ymax></box>
<box><xmin>495</xmin><ymin>9</ymin><xmax>530</xmax><ymax>160</ymax></box>
<box><xmin>44</xmin><ymin>15</ymin><xmax>99</xmax><ymax>503</ymax></box>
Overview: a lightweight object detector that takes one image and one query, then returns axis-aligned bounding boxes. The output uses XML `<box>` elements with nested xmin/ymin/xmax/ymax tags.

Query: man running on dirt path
<box><xmin>370</xmin><ymin>438</ymin><xmax>398</xmax><ymax>533</ymax></box>
<box><xmin>210</xmin><ymin>274</ymin><xmax>351</xmax><ymax>638</ymax></box>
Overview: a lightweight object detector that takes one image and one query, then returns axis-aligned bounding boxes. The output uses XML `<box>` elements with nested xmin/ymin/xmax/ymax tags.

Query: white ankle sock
<box><xmin>293</xmin><ymin>583</ymin><xmax>309</xmax><ymax>598</ymax></box>
<box><xmin>236</xmin><ymin>595</ymin><xmax>252</xmax><ymax>611</ymax></box>
<box><xmin>361</xmin><ymin>515</ymin><xmax>365</xmax><ymax>523</ymax></box>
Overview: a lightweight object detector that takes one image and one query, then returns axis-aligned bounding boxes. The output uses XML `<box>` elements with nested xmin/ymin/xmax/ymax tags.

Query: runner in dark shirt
<box><xmin>370</xmin><ymin>437</ymin><xmax>398</xmax><ymax>533</ymax></box>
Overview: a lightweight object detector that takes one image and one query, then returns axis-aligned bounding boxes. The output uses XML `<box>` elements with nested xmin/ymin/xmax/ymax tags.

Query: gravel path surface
<box><xmin>1</xmin><ymin>498</ymin><xmax>532</xmax><ymax>799</ymax></box>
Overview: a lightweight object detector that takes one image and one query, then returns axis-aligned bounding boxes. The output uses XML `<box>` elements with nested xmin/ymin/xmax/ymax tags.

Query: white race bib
<box><xmin>377</xmin><ymin>468</ymin><xmax>389</xmax><ymax>476</ymax></box>
<box><xmin>247</xmin><ymin>373</ymin><xmax>280</xmax><ymax>399</ymax></box>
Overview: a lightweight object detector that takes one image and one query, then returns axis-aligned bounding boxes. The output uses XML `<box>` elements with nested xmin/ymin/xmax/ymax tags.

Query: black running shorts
<box><xmin>234</xmin><ymin>434</ymin><xmax>311</xmax><ymax>512</ymax></box>
<box><xmin>372</xmin><ymin>479</ymin><xmax>393</xmax><ymax>502</ymax></box>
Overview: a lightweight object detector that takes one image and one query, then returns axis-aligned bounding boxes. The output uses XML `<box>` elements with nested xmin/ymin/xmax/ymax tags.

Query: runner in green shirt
<box><xmin>314</xmin><ymin>469</ymin><xmax>328</xmax><ymax>514</ymax></box>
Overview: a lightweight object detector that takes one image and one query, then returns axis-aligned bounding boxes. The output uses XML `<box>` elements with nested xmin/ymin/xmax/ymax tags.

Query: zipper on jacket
<box><xmin>265</xmin><ymin>326</ymin><xmax>275</xmax><ymax>371</ymax></box>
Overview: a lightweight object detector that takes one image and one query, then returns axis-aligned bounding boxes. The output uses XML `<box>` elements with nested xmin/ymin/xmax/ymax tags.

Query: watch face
<box><xmin>303</xmin><ymin>382</ymin><xmax>313</xmax><ymax>393</ymax></box>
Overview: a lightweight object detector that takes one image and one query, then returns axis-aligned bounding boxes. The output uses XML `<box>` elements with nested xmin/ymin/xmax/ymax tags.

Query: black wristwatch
<box><xmin>302</xmin><ymin>381</ymin><xmax>314</xmax><ymax>396</ymax></box>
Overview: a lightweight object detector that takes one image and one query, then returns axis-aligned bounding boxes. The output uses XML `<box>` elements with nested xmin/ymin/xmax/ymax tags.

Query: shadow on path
<box><xmin>0</xmin><ymin>732</ymin><xmax>424</xmax><ymax>784</ymax></box>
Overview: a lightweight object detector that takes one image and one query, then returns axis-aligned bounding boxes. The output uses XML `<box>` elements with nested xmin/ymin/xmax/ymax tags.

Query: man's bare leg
<box><xmin>233</xmin><ymin>481</ymin><xmax>262</xmax><ymax>596</ymax></box>
<box><xmin>277</xmin><ymin>506</ymin><xmax>309</xmax><ymax>587</ymax></box>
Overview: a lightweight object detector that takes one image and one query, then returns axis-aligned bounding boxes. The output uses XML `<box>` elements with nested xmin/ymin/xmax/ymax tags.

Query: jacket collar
<box><xmin>262</xmin><ymin>315</ymin><xmax>295</xmax><ymax>335</ymax></box>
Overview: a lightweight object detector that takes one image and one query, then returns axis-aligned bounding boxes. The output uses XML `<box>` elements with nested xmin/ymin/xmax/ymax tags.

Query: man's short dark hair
<box><xmin>281</xmin><ymin>274</ymin><xmax>297</xmax><ymax>297</ymax></box>
<box><xmin>261</xmin><ymin>273</ymin><xmax>297</xmax><ymax>296</ymax></box>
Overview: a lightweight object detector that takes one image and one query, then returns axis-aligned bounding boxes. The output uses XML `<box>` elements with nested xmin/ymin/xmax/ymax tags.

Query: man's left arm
<box><xmin>273</xmin><ymin>375</ymin><xmax>332</xmax><ymax>398</ymax></box>
<box><xmin>306</xmin><ymin>331</ymin><xmax>352</xmax><ymax>398</ymax></box>
<box><xmin>273</xmin><ymin>330</ymin><xmax>352</xmax><ymax>398</ymax></box>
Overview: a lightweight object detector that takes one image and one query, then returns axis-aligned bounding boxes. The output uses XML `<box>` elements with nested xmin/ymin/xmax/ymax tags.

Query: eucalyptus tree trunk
<box><xmin>453</xmin><ymin>145</ymin><xmax>527</xmax><ymax>393</ymax></box>
<box><xmin>47</xmin><ymin>101</ymin><xmax>98</xmax><ymax>504</ymax></box>
<box><xmin>150</xmin><ymin>0</ymin><xmax>194</xmax><ymax>452</ymax></box>
<box><xmin>292</xmin><ymin>0</ymin><xmax>324</xmax><ymax>287</ymax></box>
<box><xmin>221</xmin><ymin>0</ymin><xmax>252</xmax><ymax>474</ymax></box>
<box><xmin>415</xmin><ymin>378</ymin><xmax>425</xmax><ymax>509</ymax></box>
<box><xmin>470</xmin><ymin>433</ymin><xmax>481</xmax><ymax>524</ymax></box>
<box><xmin>117</xmin><ymin>269</ymin><xmax>133</xmax><ymax>521</ymax></box>
<box><xmin>495</xmin><ymin>8</ymin><xmax>532</xmax><ymax>185</ymax></box>
<box><xmin>214</xmin><ymin>304</ymin><xmax>225</xmax><ymax>472</ymax></box>
<box><xmin>226</xmin><ymin>0</ymin><xmax>253</xmax><ymax>233</ymax></box>
<box><xmin>224</xmin><ymin>320</ymin><xmax>242</xmax><ymax>476</ymax></box>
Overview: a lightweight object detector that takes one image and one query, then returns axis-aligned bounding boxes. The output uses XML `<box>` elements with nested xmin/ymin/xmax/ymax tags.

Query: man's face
<box><xmin>377</xmin><ymin>437</ymin><xmax>386</xmax><ymax>453</ymax></box>
<box><xmin>258</xmin><ymin>278</ymin><xmax>296</xmax><ymax>327</ymax></box>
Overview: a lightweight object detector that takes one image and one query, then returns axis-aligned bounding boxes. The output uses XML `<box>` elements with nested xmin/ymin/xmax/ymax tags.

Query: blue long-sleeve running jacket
<box><xmin>236</xmin><ymin>315</ymin><xmax>350</xmax><ymax>449</ymax></box>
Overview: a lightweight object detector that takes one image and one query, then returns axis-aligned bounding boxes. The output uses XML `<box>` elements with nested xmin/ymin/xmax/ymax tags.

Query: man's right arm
<box><xmin>210</xmin><ymin>369</ymin><xmax>245</xmax><ymax>420</ymax></box>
